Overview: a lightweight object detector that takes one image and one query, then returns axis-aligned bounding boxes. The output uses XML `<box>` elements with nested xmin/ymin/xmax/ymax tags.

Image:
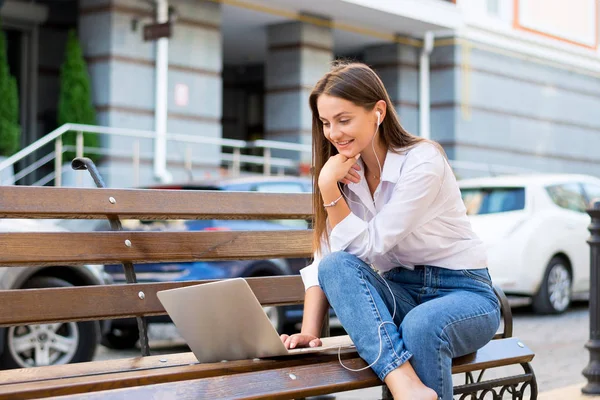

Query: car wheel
<box><xmin>0</xmin><ymin>276</ymin><xmax>100</xmax><ymax>369</ymax></box>
<box><xmin>101</xmin><ymin>327</ymin><xmax>139</xmax><ymax>350</ymax></box>
<box><xmin>532</xmin><ymin>257</ymin><xmax>572</xmax><ymax>314</ymax></box>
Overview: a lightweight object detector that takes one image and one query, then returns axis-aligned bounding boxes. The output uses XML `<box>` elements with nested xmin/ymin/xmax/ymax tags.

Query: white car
<box><xmin>459</xmin><ymin>174</ymin><xmax>600</xmax><ymax>314</ymax></box>
<box><xmin>0</xmin><ymin>218</ymin><xmax>111</xmax><ymax>369</ymax></box>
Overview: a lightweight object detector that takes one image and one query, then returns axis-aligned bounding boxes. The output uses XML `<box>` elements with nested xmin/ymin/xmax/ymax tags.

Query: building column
<box><xmin>264</xmin><ymin>17</ymin><xmax>333</xmax><ymax>164</ymax></box>
<box><xmin>364</xmin><ymin>36</ymin><xmax>421</xmax><ymax>135</ymax></box>
<box><xmin>365</xmin><ymin>36</ymin><xmax>460</xmax><ymax>163</ymax></box>
<box><xmin>79</xmin><ymin>0</ymin><xmax>222</xmax><ymax>187</ymax></box>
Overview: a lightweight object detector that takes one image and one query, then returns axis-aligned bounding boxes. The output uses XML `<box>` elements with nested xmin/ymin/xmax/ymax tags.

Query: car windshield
<box><xmin>461</xmin><ymin>187</ymin><xmax>526</xmax><ymax>215</ymax></box>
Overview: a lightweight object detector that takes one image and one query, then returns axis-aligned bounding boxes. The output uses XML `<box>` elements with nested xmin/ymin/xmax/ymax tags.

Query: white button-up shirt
<box><xmin>300</xmin><ymin>142</ymin><xmax>488</xmax><ymax>290</ymax></box>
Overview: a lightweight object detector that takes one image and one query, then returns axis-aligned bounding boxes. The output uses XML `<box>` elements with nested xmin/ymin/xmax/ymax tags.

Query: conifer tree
<box><xmin>0</xmin><ymin>22</ymin><xmax>20</xmax><ymax>157</ymax></box>
<box><xmin>57</xmin><ymin>30</ymin><xmax>99</xmax><ymax>163</ymax></box>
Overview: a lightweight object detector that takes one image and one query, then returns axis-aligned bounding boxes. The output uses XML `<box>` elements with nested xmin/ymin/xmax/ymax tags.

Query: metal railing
<box><xmin>0</xmin><ymin>124</ymin><xmax>312</xmax><ymax>187</ymax></box>
<box><xmin>0</xmin><ymin>123</ymin><xmax>537</xmax><ymax>187</ymax></box>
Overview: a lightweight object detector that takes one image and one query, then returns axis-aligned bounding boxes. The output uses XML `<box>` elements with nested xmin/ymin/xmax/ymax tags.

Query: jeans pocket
<box><xmin>462</xmin><ymin>268</ymin><xmax>493</xmax><ymax>286</ymax></box>
<box><xmin>381</xmin><ymin>268</ymin><xmax>398</xmax><ymax>280</ymax></box>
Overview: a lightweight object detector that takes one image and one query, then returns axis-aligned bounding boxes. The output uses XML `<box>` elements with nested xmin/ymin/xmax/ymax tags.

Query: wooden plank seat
<box><xmin>0</xmin><ymin>334</ymin><xmax>533</xmax><ymax>400</ymax></box>
<box><xmin>0</xmin><ymin>185</ymin><xmax>537</xmax><ymax>399</ymax></box>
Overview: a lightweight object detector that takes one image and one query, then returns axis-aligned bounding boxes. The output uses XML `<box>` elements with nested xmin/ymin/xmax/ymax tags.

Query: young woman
<box><xmin>279</xmin><ymin>62</ymin><xmax>500</xmax><ymax>400</ymax></box>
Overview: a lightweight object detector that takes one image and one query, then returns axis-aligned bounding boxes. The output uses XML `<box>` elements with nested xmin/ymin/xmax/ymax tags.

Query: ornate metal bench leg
<box><xmin>522</xmin><ymin>362</ymin><xmax>538</xmax><ymax>400</ymax></box>
<box><xmin>72</xmin><ymin>157</ymin><xmax>151</xmax><ymax>356</ymax></box>
<box><xmin>454</xmin><ymin>363</ymin><xmax>536</xmax><ymax>399</ymax></box>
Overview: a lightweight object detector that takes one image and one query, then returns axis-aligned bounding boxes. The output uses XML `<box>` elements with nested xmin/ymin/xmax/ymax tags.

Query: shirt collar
<box><xmin>352</xmin><ymin>149</ymin><xmax>407</xmax><ymax>184</ymax></box>
<box><xmin>379</xmin><ymin>149</ymin><xmax>407</xmax><ymax>183</ymax></box>
<box><xmin>345</xmin><ymin>149</ymin><xmax>408</xmax><ymax>197</ymax></box>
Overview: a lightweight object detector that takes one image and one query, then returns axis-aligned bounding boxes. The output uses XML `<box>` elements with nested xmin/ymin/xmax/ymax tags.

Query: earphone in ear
<box><xmin>376</xmin><ymin>111</ymin><xmax>381</xmax><ymax>126</ymax></box>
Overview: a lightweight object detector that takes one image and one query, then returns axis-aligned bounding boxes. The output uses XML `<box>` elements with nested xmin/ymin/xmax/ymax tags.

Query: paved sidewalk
<box><xmin>539</xmin><ymin>382</ymin><xmax>600</xmax><ymax>399</ymax></box>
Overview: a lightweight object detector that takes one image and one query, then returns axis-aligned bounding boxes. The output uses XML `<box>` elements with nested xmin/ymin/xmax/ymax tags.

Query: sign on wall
<box><xmin>174</xmin><ymin>83</ymin><xmax>189</xmax><ymax>107</ymax></box>
<box><xmin>514</xmin><ymin>0</ymin><xmax>598</xmax><ymax>49</ymax></box>
<box><xmin>143</xmin><ymin>22</ymin><xmax>172</xmax><ymax>41</ymax></box>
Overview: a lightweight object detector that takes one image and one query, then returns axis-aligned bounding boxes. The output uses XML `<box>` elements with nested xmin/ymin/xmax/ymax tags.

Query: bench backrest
<box><xmin>0</xmin><ymin>186</ymin><xmax>311</xmax><ymax>328</ymax></box>
<box><xmin>0</xmin><ymin>186</ymin><xmax>510</xmax><ymax>339</ymax></box>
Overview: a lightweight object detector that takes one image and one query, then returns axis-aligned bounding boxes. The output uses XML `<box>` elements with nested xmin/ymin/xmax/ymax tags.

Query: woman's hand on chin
<box><xmin>319</xmin><ymin>154</ymin><xmax>360</xmax><ymax>189</ymax></box>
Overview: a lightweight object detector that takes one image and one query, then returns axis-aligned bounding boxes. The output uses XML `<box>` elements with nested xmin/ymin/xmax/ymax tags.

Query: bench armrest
<box><xmin>493</xmin><ymin>285</ymin><xmax>513</xmax><ymax>338</ymax></box>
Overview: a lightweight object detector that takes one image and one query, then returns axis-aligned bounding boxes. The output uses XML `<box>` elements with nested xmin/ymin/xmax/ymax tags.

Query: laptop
<box><xmin>156</xmin><ymin>278</ymin><xmax>355</xmax><ymax>363</ymax></box>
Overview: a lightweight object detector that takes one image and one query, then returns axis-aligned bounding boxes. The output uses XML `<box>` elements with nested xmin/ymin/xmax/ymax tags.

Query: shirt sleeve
<box><xmin>329</xmin><ymin>149</ymin><xmax>446</xmax><ymax>264</ymax></box>
<box><xmin>299</xmin><ymin>228</ymin><xmax>331</xmax><ymax>291</ymax></box>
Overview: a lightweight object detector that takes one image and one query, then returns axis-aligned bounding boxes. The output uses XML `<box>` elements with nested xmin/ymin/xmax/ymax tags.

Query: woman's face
<box><xmin>316</xmin><ymin>94</ymin><xmax>378</xmax><ymax>159</ymax></box>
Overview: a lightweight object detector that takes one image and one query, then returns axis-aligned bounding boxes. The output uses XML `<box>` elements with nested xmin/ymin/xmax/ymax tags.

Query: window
<box><xmin>461</xmin><ymin>187</ymin><xmax>526</xmax><ymax>215</ymax></box>
<box><xmin>583</xmin><ymin>184</ymin><xmax>600</xmax><ymax>208</ymax></box>
<box><xmin>545</xmin><ymin>183</ymin><xmax>587</xmax><ymax>213</ymax></box>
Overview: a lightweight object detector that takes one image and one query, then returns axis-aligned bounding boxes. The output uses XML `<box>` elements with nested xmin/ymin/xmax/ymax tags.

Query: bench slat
<box><xmin>0</xmin><ymin>352</ymin><xmax>198</xmax><ymax>386</ymax></box>
<box><xmin>8</xmin><ymin>357</ymin><xmax>379</xmax><ymax>400</ymax></box>
<box><xmin>0</xmin><ymin>276</ymin><xmax>305</xmax><ymax>326</ymax></box>
<box><xmin>0</xmin><ymin>338</ymin><xmax>533</xmax><ymax>399</ymax></box>
<box><xmin>36</xmin><ymin>338</ymin><xmax>535</xmax><ymax>400</ymax></box>
<box><xmin>452</xmin><ymin>337</ymin><xmax>534</xmax><ymax>373</ymax></box>
<box><xmin>0</xmin><ymin>230</ymin><xmax>312</xmax><ymax>266</ymax></box>
<box><xmin>0</xmin><ymin>349</ymin><xmax>361</xmax><ymax>399</ymax></box>
<box><xmin>0</xmin><ymin>187</ymin><xmax>313</xmax><ymax>220</ymax></box>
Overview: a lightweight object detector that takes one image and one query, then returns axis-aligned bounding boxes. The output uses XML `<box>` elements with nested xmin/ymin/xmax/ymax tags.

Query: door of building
<box><xmin>1</xmin><ymin>1</ymin><xmax>47</xmax><ymax>184</ymax></box>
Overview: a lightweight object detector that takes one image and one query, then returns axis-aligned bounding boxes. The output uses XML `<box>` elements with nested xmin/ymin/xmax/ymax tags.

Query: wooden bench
<box><xmin>0</xmin><ymin>178</ymin><xmax>537</xmax><ymax>399</ymax></box>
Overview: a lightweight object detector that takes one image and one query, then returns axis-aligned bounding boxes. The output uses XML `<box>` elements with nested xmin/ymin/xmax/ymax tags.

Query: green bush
<box><xmin>57</xmin><ymin>30</ymin><xmax>100</xmax><ymax>163</ymax></box>
<box><xmin>0</xmin><ymin>24</ymin><xmax>21</xmax><ymax>157</ymax></box>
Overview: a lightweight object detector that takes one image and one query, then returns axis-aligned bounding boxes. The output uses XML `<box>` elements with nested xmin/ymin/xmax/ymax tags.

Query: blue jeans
<box><xmin>317</xmin><ymin>251</ymin><xmax>500</xmax><ymax>400</ymax></box>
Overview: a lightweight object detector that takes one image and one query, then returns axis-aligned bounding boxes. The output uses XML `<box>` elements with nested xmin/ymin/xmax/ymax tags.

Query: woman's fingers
<box><xmin>349</xmin><ymin>169</ymin><xmax>360</xmax><ymax>180</ymax></box>
<box><xmin>283</xmin><ymin>334</ymin><xmax>299</xmax><ymax>349</ymax></box>
<box><xmin>283</xmin><ymin>334</ymin><xmax>319</xmax><ymax>349</ymax></box>
<box><xmin>289</xmin><ymin>335</ymin><xmax>304</xmax><ymax>349</ymax></box>
<box><xmin>340</xmin><ymin>170</ymin><xmax>360</xmax><ymax>184</ymax></box>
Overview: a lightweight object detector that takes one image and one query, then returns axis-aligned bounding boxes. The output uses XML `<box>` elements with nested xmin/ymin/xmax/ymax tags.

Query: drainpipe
<box><xmin>153</xmin><ymin>0</ymin><xmax>172</xmax><ymax>183</ymax></box>
<box><xmin>419</xmin><ymin>31</ymin><xmax>434</xmax><ymax>140</ymax></box>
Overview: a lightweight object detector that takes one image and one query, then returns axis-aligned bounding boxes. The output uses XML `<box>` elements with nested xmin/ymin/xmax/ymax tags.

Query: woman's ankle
<box><xmin>384</xmin><ymin>366</ymin><xmax>415</xmax><ymax>397</ymax></box>
<box><xmin>384</xmin><ymin>363</ymin><xmax>437</xmax><ymax>400</ymax></box>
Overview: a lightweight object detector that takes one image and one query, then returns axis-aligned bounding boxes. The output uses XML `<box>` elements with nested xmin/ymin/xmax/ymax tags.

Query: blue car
<box><xmin>102</xmin><ymin>177</ymin><xmax>315</xmax><ymax>349</ymax></box>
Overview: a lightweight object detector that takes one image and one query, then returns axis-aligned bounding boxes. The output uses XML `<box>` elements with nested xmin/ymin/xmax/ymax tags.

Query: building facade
<box><xmin>1</xmin><ymin>0</ymin><xmax>599</xmax><ymax>187</ymax></box>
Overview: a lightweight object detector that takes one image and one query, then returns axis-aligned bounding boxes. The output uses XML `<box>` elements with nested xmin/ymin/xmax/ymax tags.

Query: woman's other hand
<box><xmin>340</xmin><ymin>163</ymin><xmax>361</xmax><ymax>185</ymax></box>
<box><xmin>280</xmin><ymin>333</ymin><xmax>322</xmax><ymax>349</ymax></box>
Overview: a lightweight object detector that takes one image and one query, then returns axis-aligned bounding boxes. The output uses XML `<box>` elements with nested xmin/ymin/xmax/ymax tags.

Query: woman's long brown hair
<box><xmin>309</xmin><ymin>61</ymin><xmax>446</xmax><ymax>254</ymax></box>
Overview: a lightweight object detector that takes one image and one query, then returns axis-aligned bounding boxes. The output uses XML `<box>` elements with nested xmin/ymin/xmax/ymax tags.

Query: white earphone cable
<box><xmin>330</xmin><ymin>113</ymin><xmax>448</xmax><ymax>372</ymax></box>
<box><xmin>337</xmin><ymin>276</ymin><xmax>397</xmax><ymax>371</ymax></box>
<box><xmin>333</xmin><ymin>114</ymin><xmax>399</xmax><ymax>372</ymax></box>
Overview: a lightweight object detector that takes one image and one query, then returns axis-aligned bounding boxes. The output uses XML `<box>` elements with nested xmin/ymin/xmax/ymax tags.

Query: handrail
<box><xmin>251</xmin><ymin>139</ymin><xmax>311</xmax><ymax>153</ymax></box>
<box><xmin>0</xmin><ymin>124</ymin><xmax>312</xmax><ymax>186</ymax></box>
<box><xmin>0</xmin><ymin>124</ymin><xmax>71</xmax><ymax>173</ymax></box>
<box><xmin>0</xmin><ymin>123</ymin><xmax>539</xmax><ymax>187</ymax></box>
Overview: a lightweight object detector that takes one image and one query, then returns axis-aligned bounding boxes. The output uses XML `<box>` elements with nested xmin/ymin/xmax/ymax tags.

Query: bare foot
<box><xmin>404</xmin><ymin>379</ymin><xmax>438</xmax><ymax>400</ymax></box>
<box><xmin>384</xmin><ymin>365</ymin><xmax>439</xmax><ymax>400</ymax></box>
<box><xmin>391</xmin><ymin>377</ymin><xmax>437</xmax><ymax>400</ymax></box>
